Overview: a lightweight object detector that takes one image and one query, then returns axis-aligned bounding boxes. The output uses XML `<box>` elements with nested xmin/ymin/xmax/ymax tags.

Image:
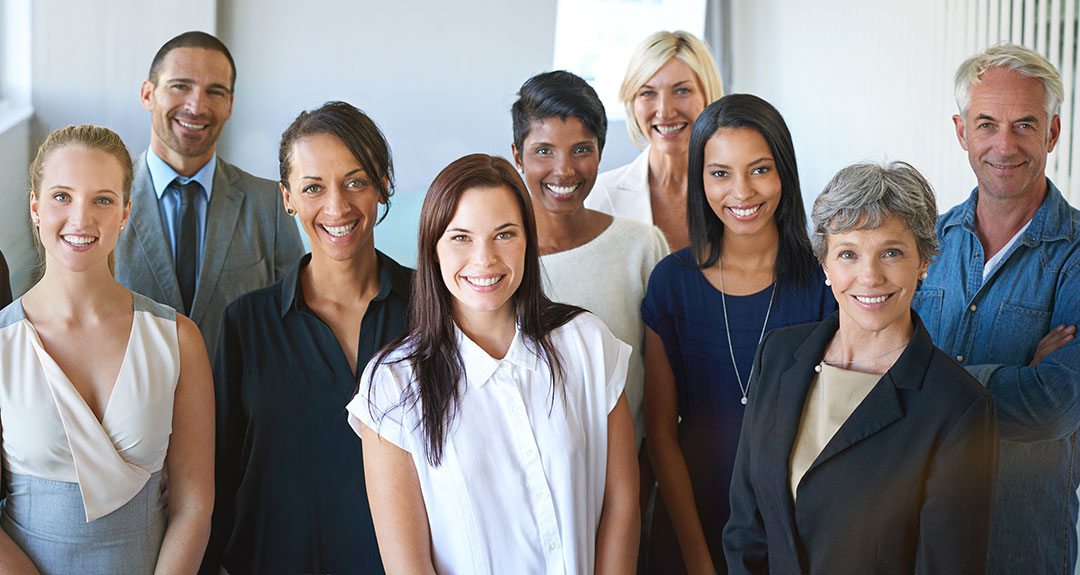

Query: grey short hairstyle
<box><xmin>619</xmin><ymin>30</ymin><xmax>724</xmax><ymax>148</ymax></box>
<box><xmin>811</xmin><ymin>161</ymin><xmax>939</xmax><ymax>264</ymax></box>
<box><xmin>955</xmin><ymin>42</ymin><xmax>1063</xmax><ymax>117</ymax></box>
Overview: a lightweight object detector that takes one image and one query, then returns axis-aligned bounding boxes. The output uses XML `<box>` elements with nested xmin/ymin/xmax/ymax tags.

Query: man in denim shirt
<box><xmin>914</xmin><ymin>43</ymin><xmax>1080</xmax><ymax>574</ymax></box>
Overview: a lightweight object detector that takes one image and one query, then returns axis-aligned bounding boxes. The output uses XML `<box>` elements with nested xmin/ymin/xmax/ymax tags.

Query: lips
<box><xmin>544</xmin><ymin>182</ymin><xmax>580</xmax><ymax>198</ymax></box>
<box><xmin>654</xmin><ymin>122</ymin><xmax>688</xmax><ymax>136</ymax></box>
<box><xmin>463</xmin><ymin>274</ymin><xmax>505</xmax><ymax>290</ymax></box>
<box><xmin>986</xmin><ymin>160</ymin><xmax>1025</xmax><ymax>171</ymax></box>
<box><xmin>853</xmin><ymin>293</ymin><xmax>894</xmax><ymax>306</ymax></box>
<box><xmin>320</xmin><ymin>220</ymin><xmax>358</xmax><ymax>238</ymax></box>
<box><xmin>727</xmin><ymin>204</ymin><xmax>763</xmax><ymax>220</ymax></box>
<box><xmin>61</xmin><ymin>234</ymin><xmax>98</xmax><ymax>250</ymax></box>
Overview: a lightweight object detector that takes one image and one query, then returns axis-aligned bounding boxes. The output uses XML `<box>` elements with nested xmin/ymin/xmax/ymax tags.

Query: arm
<box><xmin>722</xmin><ymin>331</ymin><xmax>771</xmax><ymax>575</ymax></box>
<box><xmin>643</xmin><ymin>328</ymin><xmax>715</xmax><ymax>574</ymax></box>
<box><xmin>155</xmin><ymin>315</ymin><xmax>214</xmax><ymax>574</ymax></box>
<box><xmin>595</xmin><ymin>394</ymin><xmax>640</xmax><ymax>575</ymax></box>
<box><xmin>915</xmin><ymin>393</ymin><xmax>999</xmax><ymax>574</ymax></box>
<box><xmin>272</xmin><ymin>191</ymin><xmax>304</xmax><ymax>281</ymax></box>
<box><xmin>971</xmin><ymin>269</ymin><xmax>1080</xmax><ymax>441</ymax></box>
<box><xmin>0</xmin><ymin>424</ymin><xmax>40</xmax><ymax>574</ymax></box>
<box><xmin>358</xmin><ymin>419</ymin><xmax>436</xmax><ymax>575</ymax></box>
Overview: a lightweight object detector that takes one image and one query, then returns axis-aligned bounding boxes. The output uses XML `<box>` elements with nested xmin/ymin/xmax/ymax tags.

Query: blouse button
<box><xmin>956</xmin><ymin>355</ymin><xmax>964</xmax><ymax>362</ymax></box>
<box><xmin>969</xmin><ymin>304</ymin><xmax>977</xmax><ymax>312</ymax></box>
<box><xmin>548</xmin><ymin>541</ymin><xmax>557</xmax><ymax>551</ymax></box>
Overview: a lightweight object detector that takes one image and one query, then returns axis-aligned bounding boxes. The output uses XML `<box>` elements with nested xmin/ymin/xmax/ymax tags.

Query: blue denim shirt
<box><xmin>912</xmin><ymin>180</ymin><xmax>1080</xmax><ymax>575</ymax></box>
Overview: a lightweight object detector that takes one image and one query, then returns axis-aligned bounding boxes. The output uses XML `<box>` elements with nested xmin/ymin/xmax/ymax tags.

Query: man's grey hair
<box><xmin>955</xmin><ymin>42</ymin><xmax>1064</xmax><ymax>118</ymax></box>
<box><xmin>811</xmin><ymin>161</ymin><xmax>939</xmax><ymax>264</ymax></box>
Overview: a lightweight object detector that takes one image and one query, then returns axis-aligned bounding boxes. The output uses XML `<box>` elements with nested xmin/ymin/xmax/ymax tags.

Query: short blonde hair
<box><xmin>619</xmin><ymin>30</ymin><xmax>724</xmax><ymax>148</ymax></box>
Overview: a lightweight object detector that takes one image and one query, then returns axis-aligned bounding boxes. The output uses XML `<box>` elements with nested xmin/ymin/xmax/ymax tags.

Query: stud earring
<box><xmin>286</xmin><ymin>207</ymin><xmax>296</xmax><ymax>216</ymax></box>
<box><xmin>920</xmin><ymin>271</ymin><xmax>928</xmax><ymax>280</ymax></box>
<box><xmin>824</xmin><ymin>277</ymin><xmax>831</xmax><ymax>286</ymax></box>
<box><xmin>32</xmin><ymin>217</ymin><xmax>39</xmax><ymax>226</ymax></box>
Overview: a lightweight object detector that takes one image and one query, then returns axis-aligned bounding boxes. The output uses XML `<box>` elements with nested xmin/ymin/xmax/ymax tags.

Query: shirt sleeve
<box><xmin>346</xmin><ymin>354</ymin><xmax>413</xmax><ymax>452</ymax></box>
<box><xmin>589</xmin><ymin>313</ymin><xmax>632</xmax><ymax>413</ymax></box>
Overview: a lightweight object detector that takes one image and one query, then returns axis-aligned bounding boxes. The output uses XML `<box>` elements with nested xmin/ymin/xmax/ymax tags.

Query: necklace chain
<box><xmin>718</xmin><ymin>258</ymin><xmax>774</xmax><ymax>406</ymax></box>
<box><xmin>820</xmin><ymin>341</ymin><xmax>908</xmax><ymax>369</ymax></box>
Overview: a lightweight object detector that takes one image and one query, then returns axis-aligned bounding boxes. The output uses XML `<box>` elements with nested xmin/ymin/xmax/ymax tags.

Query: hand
<box><xmin>1031</xmin><ymin>324</ymin><xmax>1076</xmax><ymax>367</ymax></box>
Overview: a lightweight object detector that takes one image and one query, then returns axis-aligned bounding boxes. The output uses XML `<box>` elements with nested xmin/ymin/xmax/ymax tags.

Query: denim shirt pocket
<box><xmin>988</xmin><ymin>301</ymin><xmax>1052</xmax><ymax>364</ymax></box>
<box><xmin>911</xmin><ymin>287</ymin><xmax>945</xmax><ymax>337</ymax></box>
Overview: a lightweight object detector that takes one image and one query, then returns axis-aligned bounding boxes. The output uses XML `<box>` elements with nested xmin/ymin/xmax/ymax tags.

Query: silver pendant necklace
<box><xmin>718</xmin><ymin>258</ymin><xmax>774</xmax><ymax>406</ymax></box>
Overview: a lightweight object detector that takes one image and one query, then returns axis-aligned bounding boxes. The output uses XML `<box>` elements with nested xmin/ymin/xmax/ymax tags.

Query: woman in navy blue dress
<box><xmin>642</xmin><ymin>94</ymin><xmax>836</xmax><ymax>573</ymax></box>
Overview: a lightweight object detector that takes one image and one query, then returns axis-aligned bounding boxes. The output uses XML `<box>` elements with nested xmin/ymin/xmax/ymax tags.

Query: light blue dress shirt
<box><xmin>912</xmin><ymin>180</ymin><xmax>1080</xmax><ymax>575</ymax></box>
<box><xmin>145</xmin><ymin>148</ymin><xmax>216</xmax><ymax>287</ymax></box>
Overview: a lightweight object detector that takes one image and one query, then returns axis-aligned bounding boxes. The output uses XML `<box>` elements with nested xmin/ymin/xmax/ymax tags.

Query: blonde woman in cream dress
<box><xmin>0</xmin><ymin>125</ymin><xmax>213</xmax><ymax>574</ymax></box>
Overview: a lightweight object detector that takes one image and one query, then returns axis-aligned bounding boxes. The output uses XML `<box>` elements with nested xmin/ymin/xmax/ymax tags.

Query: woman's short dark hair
<box><xmin>686</xmin><ymin>93</ymin><xmax>816</xmax><ymax>290</ymax></box>
<box><xmin>278</xmin><ymin>101</ymin><xmax>395</xmax><ymax>222</ymax></box>
<box><xmin>372</xmin><ymin>154</ymin><xmax>583</xmax><ymax>466</ymax></box>
<box><xmin>511</xmin><ymin>71</ymin><xmax>607</xmax><ymax>155</ymax></box>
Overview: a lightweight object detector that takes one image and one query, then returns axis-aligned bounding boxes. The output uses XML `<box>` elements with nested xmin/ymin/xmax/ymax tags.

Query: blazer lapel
<box><xmin>129</xmin><ymin>160</ymin><xmax>184</xmax><ymax>310</ymax></box>
<box><xmin>190</xmin><ymin>158</ymin><xmax>241</xmax><ymax>325</ymax></box>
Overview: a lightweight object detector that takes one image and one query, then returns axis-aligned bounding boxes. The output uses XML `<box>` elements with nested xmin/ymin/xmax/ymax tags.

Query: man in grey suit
<box><xmin>115</xmin><ymin>31</ymin><xmax>303</xmax><ymax>354</ymax></box>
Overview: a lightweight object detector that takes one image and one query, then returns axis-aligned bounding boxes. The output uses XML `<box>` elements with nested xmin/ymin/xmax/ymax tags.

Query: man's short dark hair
<box><xmin>148</xmin><ymin>31</ymin><xmax>236</xmax><ymax>91</ymax></box>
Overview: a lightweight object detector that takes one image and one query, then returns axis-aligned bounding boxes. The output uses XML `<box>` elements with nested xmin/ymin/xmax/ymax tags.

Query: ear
<box><xmin>511</xmin><ymin>144</ymin><xmax>523</xmax><ymax>172</ymax></box>
<box><xmin>952</xmin><ymin>114</ymin><xmax>969</xmax><ymax>151</ymax></box>
<box><xmin>379</xmin><ymin>176</ymin><xmax>390</xmax><ymax>205</ymax></box>
<box><xmin>29</xmin><ymin>192</ymin><xmax>39</xmax><ymax>223</ymax></box>
<box><xmin>121</xmin><ymin>199</ymin><xmax>132</xmax><ymax>229</ymax></box>
<box><xmin>279</xmin><ymin>183</ymin><xmax>293</xmax><ymax>215</ymax></box>
<box><xmin>140</xmin><ymin>80</ymin><xmax>155</xmax><ymax>112</ymax></box>
<box><xmin>1048</xmin><ymin>114</ymin><xmax>1062</xmax><ymax>153</ymax></box>
<box><xmin>224</xmin><ymin>92</ymin><xmax>234</xmax><ymax>122</ymax></box>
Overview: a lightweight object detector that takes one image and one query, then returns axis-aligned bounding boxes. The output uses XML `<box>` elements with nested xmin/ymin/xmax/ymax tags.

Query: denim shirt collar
<box><xmin>944</xmin><ymin>179</ymin><xmax>1075</xmax><ymax>245</ymax></box>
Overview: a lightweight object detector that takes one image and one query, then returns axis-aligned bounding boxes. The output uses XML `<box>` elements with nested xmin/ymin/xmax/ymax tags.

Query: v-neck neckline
<box><xmin>19</xmin><ymin>296</ymin><xmax>137</xmax><ymax>426</ymax></box>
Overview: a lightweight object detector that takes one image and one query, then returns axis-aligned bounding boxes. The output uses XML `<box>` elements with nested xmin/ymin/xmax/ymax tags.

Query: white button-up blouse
<box><xmin>347</xmin><ymin>312</ymin><xmax>630</xmax><ymax>575</ymax></box>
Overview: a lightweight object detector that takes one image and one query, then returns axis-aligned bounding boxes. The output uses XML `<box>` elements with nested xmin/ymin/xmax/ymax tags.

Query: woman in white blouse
<box><xmin>585</xmin><ymin>30</ymin><xmax>724</xmax><ymax>252</ymax></box>
<box><xmin>0</xmin><ymin>125</ymin><xmax>213</xmax><ymax>574</ymax></box>
<box><xmin>348</xmin><ymin>154</ymin><xmax>639</xmax><ymax>574</ymax></box>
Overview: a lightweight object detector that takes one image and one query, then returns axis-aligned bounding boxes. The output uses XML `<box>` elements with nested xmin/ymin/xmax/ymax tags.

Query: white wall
<box><xmin>730</xmin><ymin>0</ymin><xmax>973</xmax><ymax>213</ymax></box>
<box><xmin>0</xmin><ymin>116</ymin><xmax>33</xmax><ymax>294</ymax></box>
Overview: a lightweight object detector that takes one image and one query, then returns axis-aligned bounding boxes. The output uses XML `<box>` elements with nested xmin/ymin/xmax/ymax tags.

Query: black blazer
<box><xmin>0</xmin><ymin>250</ymin><xmax>11</xmax><ymax>309</ymax></box>
<box><xmin>723</xmin><ymin>311</ymin><xmax>998</xmax><ymax>574</ymax></box>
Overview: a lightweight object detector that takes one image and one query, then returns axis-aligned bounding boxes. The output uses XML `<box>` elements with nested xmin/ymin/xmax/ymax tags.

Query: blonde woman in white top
<box><xmin>0</xmin><ymin>125</ymin><xmax>213</xmax><ymax>574</ymax></box>
<box><xmin>348</xmin><ymin>154</ymin><xmax>639</xmax><ymax>574</ymax></box>
<box><xmin>585</xmin><ymin>30</ymin><xmax>723</xmax><ymax>251</ymax></box>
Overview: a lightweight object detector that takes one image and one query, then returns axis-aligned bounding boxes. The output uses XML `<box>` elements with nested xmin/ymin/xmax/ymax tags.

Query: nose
<box><xmin>857</xmin><ymin>258</ymin><xmax>886</xmax><ymax>287</ymax></box>
<box><xmin>325</xmin><ymin>184</ymin><xmax>352</xmax><ymax>217</ymax></box>
<box><xmin>730</xmin><ymin>173</ymin><xmax>754</xmax><ymax>202</ymax></box>
<box><xmin>473</xmin><ymin>238</ymin><xmax>498</xmax><ymax>267</ymax></box>
<box><xmin>553</xmin><ymin>153</ymin><xmax>575</xmax><ymax>178</ymax></box>
<box><xmin>183</xmin><ymin>87</ymin><xmax>207</xmax><ymax>116</ymax></box>
<box><xmin>991</xmin><ymin>125</ymin><xmax>1019</xmax><ymax>155</ymax></box>
<box><xmin>656</xmin><ymin>90</ymin><xmax>676</xmax><ymax>120</ymax></box>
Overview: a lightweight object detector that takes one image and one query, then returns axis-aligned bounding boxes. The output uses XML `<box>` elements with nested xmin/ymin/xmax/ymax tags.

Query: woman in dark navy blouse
<box><xmin>201</xmin><ymin>101</ymin><xmax>410</xmax><ymax>575</ymax></box>
<box><xmin>641</xmin><ymin>94</ymin><xmax>836</xmax><ymax>573</ymax></box>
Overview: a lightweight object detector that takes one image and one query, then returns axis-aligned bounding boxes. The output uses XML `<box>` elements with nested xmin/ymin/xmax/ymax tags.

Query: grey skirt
<box><xmin>0</xmin><ymin>470</ymin><xmax>166</xmax><ymax>575</ymax></box>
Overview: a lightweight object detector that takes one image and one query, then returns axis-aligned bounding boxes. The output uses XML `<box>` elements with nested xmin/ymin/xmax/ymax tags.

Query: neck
<box><xmin>454</xmin><ymin>305</ymin><xmax>517</xmax><ymax>360</ymax></box>
<box><xmin>974</xmin><ymin>183</ymin><xmax>1046</xmax><ymax>257</ymax></box>
<box><xmin>152</xmin><ymin>139</ymin><xmax>214</xmax><ymax>179</ymax></box>
<box><xmin>532</xmin><ymin>202</ymin><xmax>603</xmax><ymax>254</ymax></box>
<box><xmin>648</xmin><ymin>147</ymin><xmax>688</xmax><ymax>189</ymax></box>
<box><xmin>829</xmin><ymin>311</ymin><xmax>915</xmax><ymax>374</ymax></box>
<box><xmin>720</xmin><ymin>223</ymin><xmax>780</xmax><ymax>270</ymax></box>
<box><xmin>303</xmin><ymin>245</ymin><xmax>381</xmax><ymax>305</ymax></box>
<box><xmin>27</xmin><ymin>262</ymin><xmax>127</xmax><ymax>320</ymax></box>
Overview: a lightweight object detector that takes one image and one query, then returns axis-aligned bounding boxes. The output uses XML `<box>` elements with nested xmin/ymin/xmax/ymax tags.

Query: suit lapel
<box><xmin>130</xmin><ymin>159</ymin><xmax>184</xmax><ymax>310</ymax></box>
<box><xmin>190</xmin><ymin>158</ymin><xmax>241</xmax><ymax>325</ymax></box>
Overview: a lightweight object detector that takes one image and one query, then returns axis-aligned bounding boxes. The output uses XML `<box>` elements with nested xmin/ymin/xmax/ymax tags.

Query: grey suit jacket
<box><xmin>115</xmin><ymin>152</ymin><xmax>304</xmax><ymax>355</ymax></box>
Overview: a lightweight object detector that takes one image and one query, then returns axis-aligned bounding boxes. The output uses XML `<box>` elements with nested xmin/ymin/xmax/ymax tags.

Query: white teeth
<box><xmin>855</xmin><ymin>295</ymin><xmax>889</xmax><ymax>304</ymax></box>
<box><xmin>655</xmin><ymin>123</ymin><xmax>687</xmax><ymax>135</ymax></box>
<box><xmin>322</xmin><ymin>222</ymin><xmax>357</xmax><ymax>237</ymax></box>
<box><xmin>465</xmin><ymin>276</ymin><xmax>502</xmax><ymax>287</ymax></box>
<box><xmin>545</xmin><ymin>183</ymin><xmax>579</xmax><ymax>196</ymax></box>
<box><xmin>63</xmin><ymin>235</ymin><xmax>96</xmax><ymax>246</ymax></box>
<box><xmin>729</xmin><ymin>205</ymin><xmax>761</xmax><ymax>217</ymax></box>
<box><xmin>177</xmin><ymin>120</ymin><xmax>206</xmax><ymax>131</ymax></box>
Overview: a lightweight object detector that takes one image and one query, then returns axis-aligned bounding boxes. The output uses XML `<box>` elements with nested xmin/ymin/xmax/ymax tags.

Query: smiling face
<box><xmin>31</xmin><ymin>146</ymin><xmax>130</xmax><ymax>273</ymax></box>
<box><xmin>953</xmin><ymin>66</ymin><xmax>1060</xmax><ymax>203</ymax></box>
<box><xmin>823</xmin><ymin>216</ymin><xmax>928</xmax><ymax>339</ymax></box>
<box><xmin>282</xmin><ymin>133</ymin><xmax>382</xmax><ymax>263</ymax></box>
<box><xmin>140</xmin><ymin>47</ymin><xmax>234</xmax><ymax>174</ymax></box>
<box><xmin>703</xmin><ymin>127</ymin><xmax>781</xmax><ymax>237</ymax></box>
<box><xmin>632</xmin><ymin>57</ymin><xmax>707</xmax><ymax>157</ymax></box>
<box><xmin>436</xmin><ymin>185</ymin><xmax>527</xmax><ymax>327</ymax></box>
<box><xmin>512</xmin><ymin>116</ymin><xmax>600</xmax><ymax>217</ymax></box>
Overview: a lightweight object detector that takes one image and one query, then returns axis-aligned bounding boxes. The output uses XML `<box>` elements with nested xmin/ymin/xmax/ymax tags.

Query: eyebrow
<box><xmin>446</xmin><ymin>222</ymin><xmax>521</xmax><ymax>234</ymax></box>
<box><xmin>299</xmin><ymin>169</ymin><xmax>366</xmax><ymax>182</ymax></box>
<box><xmin>165</xmin><ymin>77</ymin><xmax>232</xmax><ymax>93</ymax></box>
<box><xmin>706</xmin><ymin>157</ymin><xmax>774</xmax><ymax>169</ymax></box>
<box><xmin>47</xmin><ymin>185</ymin><xmax>120</xmax><ymax>196</ymax></box>
<box><xmin>641</xmin><ymin>79</ymin><xmax>695</xmax><ymax>90</ymax></box>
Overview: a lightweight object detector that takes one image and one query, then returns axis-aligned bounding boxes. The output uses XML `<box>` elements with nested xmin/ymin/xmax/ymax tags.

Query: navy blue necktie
<box><xmin>174</xmin><ymin>179</ymin><xmax>200</xmax><ymax>315</ymax></box>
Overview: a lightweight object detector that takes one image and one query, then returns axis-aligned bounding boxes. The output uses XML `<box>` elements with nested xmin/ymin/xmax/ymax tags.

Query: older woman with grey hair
<box><xmin>723</xmin><ymin>161</ymin><xmax>999</xmax><ymax>574</ymax></box>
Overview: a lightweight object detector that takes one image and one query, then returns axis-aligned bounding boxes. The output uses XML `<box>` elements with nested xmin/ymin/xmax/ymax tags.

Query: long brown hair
<box><xmin>373</xmin><ymin>154</ymin><xmax>583</xmax><ymax>466</ymax></box>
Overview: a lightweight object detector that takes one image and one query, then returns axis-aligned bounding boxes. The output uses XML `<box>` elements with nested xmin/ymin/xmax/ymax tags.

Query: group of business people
<box><xmin>0</xmin><ymin>24</ymin><xmax>1078</xmax><ymax>575</ymax></box>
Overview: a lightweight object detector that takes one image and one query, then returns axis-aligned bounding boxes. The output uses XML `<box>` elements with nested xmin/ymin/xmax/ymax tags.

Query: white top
<box><xmin>540</xmin><ymin>216</ymin><xmax>668</xmax><ymax>447</ymax></box>
<box><xmin>0</xmin><ymin>293</ymin><xmax>180</xmax><ymax>521</ymax></box>
<box><xmin>348</xmin><ymin>312</ymin><xmax>631</xmax><ymax>575</ymax></box>
<box><xmin>585</xmin><ymin>148</ymin><xmax>653</xmax><ymax>225</ymax></box>
<box><xmin>983</xmin><ymin>218</ymin><xmax>1033</xmax><ymax>280</ymax></box>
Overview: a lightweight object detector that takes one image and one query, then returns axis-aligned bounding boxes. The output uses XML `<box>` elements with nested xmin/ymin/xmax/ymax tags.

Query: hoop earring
<box><xmin>286</xmin><ymin>207</ymin><xmax>296</xmax><ymax>216</ymax></box>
